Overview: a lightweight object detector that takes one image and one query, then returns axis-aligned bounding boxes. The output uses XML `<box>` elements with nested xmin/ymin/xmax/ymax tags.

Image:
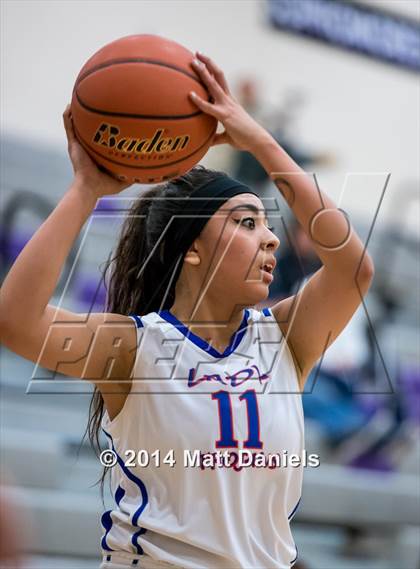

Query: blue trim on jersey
<box><xmin>103</xmin><ymin>555</ymin><xmax>139</xmax><ymax>565</ymax></box>
<box><xmin>261</xmin><ymin>307</ymin><xmax>273</xmax><ymax>317</ymax></box>
<box><xmin>115</xmin><ymin>485</ymin><xmax>125</xmax><ymax>506</ymax></box>
<box><xmin>131</xmin><ymin>527</ymin><xmax>147</xmax><ymax>555</ymax></box>
<box><xmin>288</xmin><ymin>497</ymin><xmax>301</xmax><ymax>520</ymax></box>
<box><xmin>128</xmin><ymin>314</ymin><xmax>143</xmax><ymax>328</ymax></box>
<box><xmin>101</xmin><ymin>485</ymin><xmax>127</xmax><ymax>550</ymax></box>
<box><xmin>100</xmin><ymin>510</ymin><xmax>114</xmax><ymax>551</ymax></box>
<box><xmin>156</xmin><ymin>308</ymin><xmax>250</xmax><ymax>358</ymax></box>
<box><xmin>102</xmin><ymin>428</ymin><xmax>149</xmax><ymax>555</ymax></box>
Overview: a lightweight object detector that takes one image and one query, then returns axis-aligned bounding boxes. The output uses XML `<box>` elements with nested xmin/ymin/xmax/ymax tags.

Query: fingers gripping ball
<box><xmin>70</xmin><ymin>35</ymin><xmax>217</xmax><ymax>184</ymax></box>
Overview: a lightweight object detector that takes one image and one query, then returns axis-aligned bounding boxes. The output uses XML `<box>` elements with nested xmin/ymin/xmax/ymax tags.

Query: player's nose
<box><xmin>262</xmin><ymin>227</ymin><xmax>280</xmax><ymax>252</ymax></box>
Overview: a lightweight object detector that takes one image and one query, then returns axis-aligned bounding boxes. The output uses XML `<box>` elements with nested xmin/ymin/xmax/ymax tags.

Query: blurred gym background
<box><xmin>1</xmin><ymin>1</ymin><xmax>419</xmax><ymax>568</ymax></box>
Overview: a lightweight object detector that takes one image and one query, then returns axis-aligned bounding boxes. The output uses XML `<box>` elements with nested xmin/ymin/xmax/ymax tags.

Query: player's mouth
<box><xmin>259</xmin><ymin>260</ymin><xmax>276</xmax><ymax>283</ymax></box>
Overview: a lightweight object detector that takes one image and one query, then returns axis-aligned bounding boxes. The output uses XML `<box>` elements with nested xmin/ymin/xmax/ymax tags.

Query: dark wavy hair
<box><xmin>81</xmin><ymin>165</ymin><xmax>227</xmax><ymax>503</ymax></box>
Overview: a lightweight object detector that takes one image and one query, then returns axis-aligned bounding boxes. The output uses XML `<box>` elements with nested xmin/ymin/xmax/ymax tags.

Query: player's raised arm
<box><xmin>0</xmin><ymin>106</ymin><xmax>136</xmax><ymax>386</ymax></box>
<box><xmin>189</xmin><ymin>52</ymin><xmax>375</xmax><ymax>388</ymax></box>
<box><xmin>250</xmin><ymin>138</ymin><xmax>374</xmax><ymax>385</ymax></box>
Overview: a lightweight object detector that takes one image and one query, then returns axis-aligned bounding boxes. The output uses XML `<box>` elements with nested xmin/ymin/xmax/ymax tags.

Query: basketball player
<box><xmin>0</xmin><ymin>52</ymin><xmax>374</xmax><ymax>568</ymax></box>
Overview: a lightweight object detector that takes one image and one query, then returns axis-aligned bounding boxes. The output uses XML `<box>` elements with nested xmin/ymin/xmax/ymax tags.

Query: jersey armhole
<box><xmin>261</xmin><ymin>307</ymin><xmax>273</xmax><ymax>318</ymax></box>
<box><xmin>127</xmin><ymin>313</ymin><xmax>144</xmax><ymax>380</ymax></box>
<box><xmin>260</xmin><ymin>307</ymin><xmax>303</xmax><ymax>390</ymax></box>
<box><xmin>101</xmin><ymin>314</ymin><xmax>143</xmax><ymax>432</ymax></box>
<box><xmin>128</xmin><ymin>313</ymin><xmax>143</xmax><ymax>329</ymax></box>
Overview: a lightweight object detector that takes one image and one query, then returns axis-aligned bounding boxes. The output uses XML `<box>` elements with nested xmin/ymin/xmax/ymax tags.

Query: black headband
<box><xmin>161</xmin><ymin>174</ymin><xmax>260</xmax><ymax>266</ymax></box>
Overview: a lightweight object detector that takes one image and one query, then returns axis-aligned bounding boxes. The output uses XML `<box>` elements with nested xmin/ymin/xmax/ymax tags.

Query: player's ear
<box><xmin>184</xmin><ymin>240</ymin><xmax>201</xmax><ymax>266</ymax></box>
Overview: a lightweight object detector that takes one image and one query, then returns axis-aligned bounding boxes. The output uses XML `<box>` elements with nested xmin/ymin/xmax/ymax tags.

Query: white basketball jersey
<box><xmin>100</xmin><ymin>306</ymin><xmax>304</xmax><ymax>568</ymax></box>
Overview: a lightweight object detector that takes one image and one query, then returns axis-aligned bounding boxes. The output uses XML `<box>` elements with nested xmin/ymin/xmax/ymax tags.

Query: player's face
<box><xmin>196</xmin><ymin>194</ymin><xmax>280</xmax><ymax>304</ymax></box>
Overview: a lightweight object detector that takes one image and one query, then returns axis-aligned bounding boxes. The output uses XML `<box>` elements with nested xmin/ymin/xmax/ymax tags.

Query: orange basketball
<box><xmin>70</xmin><ymin>34</ymin><xmax>217</xmax><ymax>184</ymax></box>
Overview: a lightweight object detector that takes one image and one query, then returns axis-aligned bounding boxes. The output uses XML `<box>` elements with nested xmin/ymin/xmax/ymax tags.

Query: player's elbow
<box><xmin>358</xmin><ymin>253</ymin><xmax>375</xmax><ymax>293</ymax></box>
<box><xmin>361</xmin><ymin>252</ymin><xmax>375</xmax><ymax>279</ymax></box>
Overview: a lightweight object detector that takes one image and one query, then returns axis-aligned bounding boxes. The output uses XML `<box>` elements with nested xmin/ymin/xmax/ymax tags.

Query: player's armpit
<box><xmin>270</xmin><ymin>263</ymin><xmax>374</xmax><ymax>390</ymax></box>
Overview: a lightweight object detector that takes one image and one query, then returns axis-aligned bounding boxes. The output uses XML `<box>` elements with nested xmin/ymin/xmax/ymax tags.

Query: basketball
<box><xmin>70</xmin><ymin>34</ymin><xmax>217</xmax><ymax>184</ymax></box>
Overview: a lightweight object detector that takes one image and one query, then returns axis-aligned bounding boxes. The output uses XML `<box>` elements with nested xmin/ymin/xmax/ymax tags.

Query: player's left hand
<box><xmin>63</xmin><ymin>105</ymin><xmax>132</xmax><ymax>198</ymax></box>
<box><xmin>189</xmin><ymin>52</ymin><xmax>272</xmax><ymax>152</ymax></box>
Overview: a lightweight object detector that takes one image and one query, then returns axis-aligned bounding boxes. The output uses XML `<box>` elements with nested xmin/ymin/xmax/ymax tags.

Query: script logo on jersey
<box><xmin>187</xmin><ymin>364</ymin><xmax>270</xmax><ymax>388</ymax></box>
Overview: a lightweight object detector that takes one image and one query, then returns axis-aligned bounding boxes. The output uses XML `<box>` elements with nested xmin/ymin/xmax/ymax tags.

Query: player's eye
<box><xmin>234</xmin><ymin>217</ymin><xmax>273</xmax><ymax>231</ymax></box>
<box><xmin>240</xmin><ymin>217</ymin><xmax>256</xmax><ymax>229</ymax></box>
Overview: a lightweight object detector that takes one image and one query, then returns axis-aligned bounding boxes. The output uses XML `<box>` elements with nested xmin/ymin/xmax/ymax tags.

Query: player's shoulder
<box><xmin>254</xmin><ymin>306</ymin><xmax>275</xmax><ymax>319</ymax></box>
<box><xmin>247</xmin><ymin>306</ymin><xmax>276</xmax><ymax>323</ymax></box>
<box><xmin>126</xmin><ymin>310</ymin><xmax>164</xmax><ymax>329</ymax></box>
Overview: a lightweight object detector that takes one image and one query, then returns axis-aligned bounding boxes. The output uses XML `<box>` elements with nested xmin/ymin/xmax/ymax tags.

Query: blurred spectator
<box><xmin>229</xmin><ymin>78</ymin><xmax>334</xmax><ymax>192</ymax></box>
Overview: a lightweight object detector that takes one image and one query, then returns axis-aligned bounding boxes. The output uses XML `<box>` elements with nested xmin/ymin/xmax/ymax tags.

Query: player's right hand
<box><xmin>63</xmin><ymin>104</ymin><xmax>132</xmax><ymax>198</ymax></box>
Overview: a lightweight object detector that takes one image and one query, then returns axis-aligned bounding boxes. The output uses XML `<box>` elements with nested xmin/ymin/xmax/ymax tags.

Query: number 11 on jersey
<box><xmin>212</xmin><ymin>389</ymin><xmax>263</xmax><ymax>449</ymax></box>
